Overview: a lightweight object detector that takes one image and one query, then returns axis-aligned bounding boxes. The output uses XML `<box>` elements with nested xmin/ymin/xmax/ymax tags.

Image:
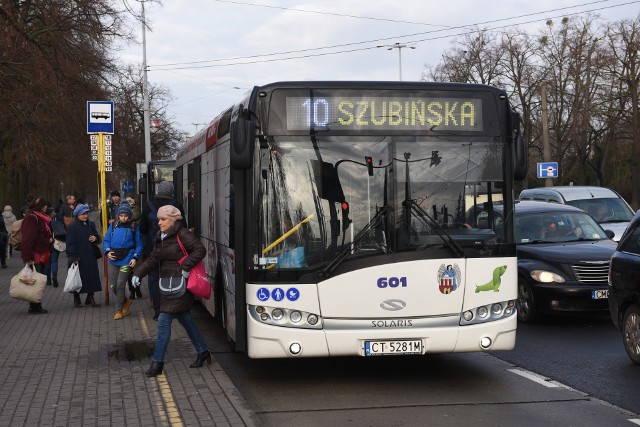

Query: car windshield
<box><xmin>515</xmin><ymin>211</ymin><xmax>608</xmax><ymax>243</ymax></box>
<box><xmin>566</xmin><ymin>198</ymin><xmax>634</xmax><ymax>223</ymax></box>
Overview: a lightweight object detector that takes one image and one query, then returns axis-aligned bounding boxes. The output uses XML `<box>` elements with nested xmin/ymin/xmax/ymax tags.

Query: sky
<box><xmin>118</xmin><ymin>0</ymin><xmax>640</xmax><ymax>138</ymax></box>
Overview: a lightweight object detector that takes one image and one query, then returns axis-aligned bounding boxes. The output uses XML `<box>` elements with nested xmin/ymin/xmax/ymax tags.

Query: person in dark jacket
<box><xmin>66</xmin><ymin>204</ymin><xmax>102</xmax><ymax>308</ymax></box>
<box><xmin>138</xmin><ymin>180</ymin><xmax>186</xmax><ymax>319</ymax></box>
<box><xmin>0</xmin><ymin>214</ymin><xmax>7</xmax><ymax>268</ymax></box>
<box><xmin>20</xmin><ymin>196</ymin><xmax>53</xmax><ymax>314</ymax></box>
<box><xmin>131</xmin><ymin>205</ymin><xmax>208</xmax><ymax>377</ymax></box>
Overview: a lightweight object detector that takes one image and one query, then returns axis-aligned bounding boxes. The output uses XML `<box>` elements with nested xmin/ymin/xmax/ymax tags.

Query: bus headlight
<box><xmin>460</xmin><ymin>300</ymin><xmax>516</xmax><ymax>326</ymax></box>
<box><xmin>249</xmin><ymin>305</ymin><xmax>323</xmax><ymax>329</ymax></box>
<box><xmin>290</xmin><ymin>311</ymin><xmax>302</xmax><ymax>323</ymax></box>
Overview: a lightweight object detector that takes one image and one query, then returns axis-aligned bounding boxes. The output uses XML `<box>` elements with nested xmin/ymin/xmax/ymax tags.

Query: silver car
<box><xmin>519</xmin><ymin>186</ymin><xmax>634</xmax><ymax>241</ymax></box>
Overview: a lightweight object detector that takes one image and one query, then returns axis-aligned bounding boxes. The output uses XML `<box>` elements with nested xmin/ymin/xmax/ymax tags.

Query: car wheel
<box><xmin>517</xmin><ymin>277</ymin><xmax>538</xmax><ymax>323</ymax></box>
<box><xmin>622</xmin><ymin>305</ymin><xmax>640</xmax><ymax>365</ymax></box>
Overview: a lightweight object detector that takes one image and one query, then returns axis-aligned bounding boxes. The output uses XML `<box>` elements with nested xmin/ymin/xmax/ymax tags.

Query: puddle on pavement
<box><xmin>108</xmin><ymin>341</ymin><xmax>154</xmax><ymax>361</ymax></box>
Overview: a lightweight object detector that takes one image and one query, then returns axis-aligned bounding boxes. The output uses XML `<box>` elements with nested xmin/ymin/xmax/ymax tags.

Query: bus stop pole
<box><xmin>98</xmin><ymin>133</ymin><xmax>110</xmax><ymax>305</ymax></box>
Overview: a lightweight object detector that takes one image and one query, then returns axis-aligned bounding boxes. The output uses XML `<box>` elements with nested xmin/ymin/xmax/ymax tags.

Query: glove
<box><xmin>131</xmin><ymin>276</ymin><xmax>141</xmax><ymax>288</ymax></box>
<box><xmin>181</xmin><ymin>270</ymin><xmax>190</xmax><ymax>278</ymax></box>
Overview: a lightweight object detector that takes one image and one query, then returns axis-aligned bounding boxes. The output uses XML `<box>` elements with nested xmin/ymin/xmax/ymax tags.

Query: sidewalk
<box><xmin>0</xmin><ymin>249</ymin><xmax>259</xmax><ymax>426</ymax></box>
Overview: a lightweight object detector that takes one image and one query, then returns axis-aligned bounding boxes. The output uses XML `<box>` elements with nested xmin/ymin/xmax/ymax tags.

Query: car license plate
<box><xmin>592</xmin><ymin>289</ymin><xmax>609</xmax><ymax>299</ymax></box>
<box><xmin>364</xmin><ymin>340</ymin><xmax>423</xmax><ymax>356</ymax></box>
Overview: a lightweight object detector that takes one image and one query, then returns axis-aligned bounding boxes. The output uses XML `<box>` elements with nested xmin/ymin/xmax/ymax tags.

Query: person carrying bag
<box><xmin>131</xmin><ymin>205</ymin><xmax>209</xmax><ymax>377</ymax></box>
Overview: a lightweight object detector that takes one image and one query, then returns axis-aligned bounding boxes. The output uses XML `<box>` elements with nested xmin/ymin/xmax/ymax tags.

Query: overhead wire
<box><xmin>149</xmin><ymin>0</ymin><xmax>639</xmax><ymax>71</ymax></box>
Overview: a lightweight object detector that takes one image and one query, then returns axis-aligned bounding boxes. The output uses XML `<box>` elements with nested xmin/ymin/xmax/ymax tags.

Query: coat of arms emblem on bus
<box><xmin>437</xmin><ymin>263</ymin><xmax>461</xmax><ymax>294</ymax></box>
<box><xmin>475</xmin><ymin>265</ymin><xmax>507</xmax><ymax>293</ymax></box>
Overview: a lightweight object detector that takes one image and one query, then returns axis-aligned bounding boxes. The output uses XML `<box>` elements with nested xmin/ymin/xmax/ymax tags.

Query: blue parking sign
<box><xmin>537</xmin><ymin>162</ymin><xmax>558</xmax><ymax>178</ymax></box>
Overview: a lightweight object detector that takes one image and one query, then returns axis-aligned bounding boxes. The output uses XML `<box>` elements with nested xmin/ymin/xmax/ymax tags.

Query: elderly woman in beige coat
<box><xmin>131</xmin><ymin>205</ymin><xmax>209</xmax><ymax>377</ymax></box>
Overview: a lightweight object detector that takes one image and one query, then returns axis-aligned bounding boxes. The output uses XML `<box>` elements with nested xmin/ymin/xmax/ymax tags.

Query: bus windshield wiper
<box><xmin>407</xmin><ymin>201</ymin><xmax>464</xmax><ymax>258</ymax></box>
<box><xmin>319</xmin><ymin>206</ymin><xmax>392</xmax><ymax>278</ymax></box>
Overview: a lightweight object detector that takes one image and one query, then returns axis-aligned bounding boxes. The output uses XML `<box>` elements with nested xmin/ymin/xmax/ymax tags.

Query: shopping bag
<box><xmin>9</xmin><ymin>264</ymin><xmax>47</xmax><ymax>303</ymax></box>
<box><xmin>187</xmin><ymin>262</ymin><xmax>211</xmax><ymax>300</ymax></box>
<box><xmin>63</xmin><ymin>264</ymin><xmax>83</xmax><ymax>293</ymax></box>
<box><xmin>175</xmin><ymin>234</ymin><xmax>211</xmax><ymax>299</ymax></box>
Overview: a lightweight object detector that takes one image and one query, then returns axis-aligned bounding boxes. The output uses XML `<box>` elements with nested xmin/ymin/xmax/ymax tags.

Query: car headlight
<box><xmin>530</xmin><ymin>270</ymin><xmax>566</xmax><ymax>283</ymax></box>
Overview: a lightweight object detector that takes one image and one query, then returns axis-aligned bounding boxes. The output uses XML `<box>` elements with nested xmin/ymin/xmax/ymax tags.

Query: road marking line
<box><xmin>140</xmin><ymin>315</ymin><xmax>184</xmax><ymax>426</ymax></box>
<box><xmin>508</xmin><ymin>368</ymin><xmax>560</xmax><ymax>388</ymax></box>
<box><xmin>628</xmin><ymin>419</ymin><xmax>640</xmax><ymax>425</ymax></box>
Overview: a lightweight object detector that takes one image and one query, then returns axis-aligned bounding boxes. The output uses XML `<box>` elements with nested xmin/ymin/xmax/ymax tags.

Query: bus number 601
<box><xmin>377</xmin><ymin>277</ymin><xmax>407</xmax><ymax>288</ymax></box>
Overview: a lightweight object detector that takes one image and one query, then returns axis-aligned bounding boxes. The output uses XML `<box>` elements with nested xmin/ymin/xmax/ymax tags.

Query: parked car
<box><xmin>497</xmin><ymin>201</ymin><xmax>617</xmax><ymax>322</ymax></box>
<box><xmin>608</xmin><ymin>210</ymin><xmax>640</xmax><ymax>364</ymax></box>
<box><xmin>518</xmin><ymin>186</ymin><xmax>634</xmax><ymax>241</ymax></box>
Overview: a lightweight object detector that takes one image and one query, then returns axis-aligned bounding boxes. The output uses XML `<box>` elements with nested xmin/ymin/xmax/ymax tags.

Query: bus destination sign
<box><xmin>286</xmin><ymin>96</ymin><xmax>483</xmax><ymax>132</ymax></box>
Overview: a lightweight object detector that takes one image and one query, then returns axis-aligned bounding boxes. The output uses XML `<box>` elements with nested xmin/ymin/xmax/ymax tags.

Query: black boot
<box><xmin>86</xmin><ymin>293</ymin><xmax>100</xmax><ymax>307</ymax></box>
<box><xmin>52</xmin><ymin>277</ymin><xmax>58</xmax><ymax>288</ymax></box>
<box><xmin>145</xmin><ymin>361</ymin><xmax>164</xmax><ymax>377</ymax></box>
<box><xmin>73</xmin><ymin>292</ymin><xmax>83</xmax><ymax>308</ymax></box>
<box><xmin>28</xmin><ymin>303</ymin><xmax>47</xmax><ymax>314</ymax></box>
<box><xmin>46</xmin><ymin>277</ymin><xmax>52</xmax><ymax>286</ymax></box>
<box><xmin>190</xmin><ymin>350</ymin><xmax>211</xmax><ymax>368</ymax></box>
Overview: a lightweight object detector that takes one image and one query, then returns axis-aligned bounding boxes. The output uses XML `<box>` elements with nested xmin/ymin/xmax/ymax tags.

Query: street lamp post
<box><xmin>377</xmin><ymin>42</ymin><xmax>416</xmax><ymax>81</ymax></box>
<box><xmin>141</xmin><ymin>0</ymin><xmax>151</xmax><ymax>165</ymax></box>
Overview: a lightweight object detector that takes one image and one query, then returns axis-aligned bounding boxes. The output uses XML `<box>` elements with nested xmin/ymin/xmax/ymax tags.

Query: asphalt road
<box><xmin>493</xmin><ymin>313</ymin><xmax>640</xmax><ymax>415</ymax></box>
<box><xmin>206</xmin><ymin>309</ymin><xmax>640</xmax><ymax>426</ymax></box>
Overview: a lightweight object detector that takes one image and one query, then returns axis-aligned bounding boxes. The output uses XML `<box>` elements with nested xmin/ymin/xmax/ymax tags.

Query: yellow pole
<box><xmin>262</xmin><ymin>213</ymin><xmax>315</xmax><ymax>254</ymax></box>
<box><xmin>98</xmin><ymin>133</ymin><xmax>109</xmax><ymax>304</ymax></box>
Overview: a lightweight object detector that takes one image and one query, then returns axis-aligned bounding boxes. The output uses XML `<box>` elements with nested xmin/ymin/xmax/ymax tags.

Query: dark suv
<box><xmin>608</xmin><ymin>210</ymin><xmax>640</xmax><ymax>364</ymax></box>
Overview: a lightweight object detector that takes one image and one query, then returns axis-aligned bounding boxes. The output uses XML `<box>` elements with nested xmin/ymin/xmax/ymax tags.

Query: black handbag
<box><xmin>94</xmin><ymin>244</ymin><xmax>103</xmax><ymax>259</ymax></box>
<box><xmin>110</xmin><ymin>248</ymin><xmax>131</xmax><ymax>261</ymax></box>
<box><xmin>51</xmin><ymin>220</ymin><xmax>67</xmax><ymax>241</ymax></box>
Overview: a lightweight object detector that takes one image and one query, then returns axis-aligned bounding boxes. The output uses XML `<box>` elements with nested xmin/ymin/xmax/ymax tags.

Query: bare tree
<box><xmin>606</xmin><ymin>17</ymin><xmax>640</xmax><ymax>208</ymax></box>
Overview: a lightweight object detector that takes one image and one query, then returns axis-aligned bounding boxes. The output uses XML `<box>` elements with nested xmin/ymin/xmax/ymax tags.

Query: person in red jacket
<box><xmin>131</xmin><ymin>205</ymin><xmax>208</xmax><ymax>377</ymax></box>
<box><xmin>20</xmin><ymin>196</ymin><xmax>53</xmax><ymax>314</ymax></box>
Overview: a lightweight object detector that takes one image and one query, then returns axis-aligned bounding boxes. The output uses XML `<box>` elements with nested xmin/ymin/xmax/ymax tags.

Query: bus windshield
<box><xmin>256</xmin><ymin>135</ymin><xmax>507</xmax><ymax>271</ymax></box>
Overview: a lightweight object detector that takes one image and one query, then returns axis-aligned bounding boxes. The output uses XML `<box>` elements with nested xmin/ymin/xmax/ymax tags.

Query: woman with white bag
<box><xmin>20</xmin><ymin>196</ymin><xmax>53</xmax><ymax>314</ymax></box>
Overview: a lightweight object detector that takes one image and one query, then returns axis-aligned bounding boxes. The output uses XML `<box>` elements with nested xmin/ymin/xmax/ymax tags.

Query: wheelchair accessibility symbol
<box><xmin>257</xmin><ymin>288</ymin><xmax>270</xmax><ymax>302</ymax></box>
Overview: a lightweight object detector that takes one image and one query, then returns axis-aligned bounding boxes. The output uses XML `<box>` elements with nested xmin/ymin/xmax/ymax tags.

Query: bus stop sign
<box><xmin>87</xmin><ymin>101</ymin><xmax>114</xmax><ymax>134</ymax></box>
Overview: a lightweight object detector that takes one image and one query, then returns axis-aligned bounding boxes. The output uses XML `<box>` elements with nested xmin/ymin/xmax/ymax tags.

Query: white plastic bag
<box><xmin>64</xmin><ymin>264</ymin><xmax>83</xmax><ymax>293</ymax></box>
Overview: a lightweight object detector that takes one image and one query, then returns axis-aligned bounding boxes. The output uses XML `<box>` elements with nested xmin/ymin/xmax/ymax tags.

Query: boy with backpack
<box><xmin>104</xmin><ymin>203</ymin><xmax>143</xmax><ymax>320</ymax></box>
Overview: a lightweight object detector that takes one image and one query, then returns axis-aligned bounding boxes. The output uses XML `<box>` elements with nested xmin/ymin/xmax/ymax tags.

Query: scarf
<box><xmin>33</xmin><ymin>210</ymin><xmax>51</xmax><ymax>225</ymax></box>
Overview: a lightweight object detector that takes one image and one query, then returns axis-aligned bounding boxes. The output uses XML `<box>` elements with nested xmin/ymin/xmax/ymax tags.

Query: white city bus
<box><xmin>173</xmin><ymin>81</ymin><xmax>527</xmax><ymax>358</ymax></box>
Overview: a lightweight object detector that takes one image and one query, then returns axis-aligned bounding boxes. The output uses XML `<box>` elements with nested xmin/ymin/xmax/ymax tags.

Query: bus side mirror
<box><xmin>138</xmin><ymin>175</ymin><xmax>147</xmax><ymax>195</ymax></box>
<box><xmin>513</xmin><ymin>113</ymin><xmax>528</xmax><ymax>181</ymax></box>
<box><xmin>230</xmin><ymin>113</ymin><xmax>256</xmax><ymax>170</ymax></box>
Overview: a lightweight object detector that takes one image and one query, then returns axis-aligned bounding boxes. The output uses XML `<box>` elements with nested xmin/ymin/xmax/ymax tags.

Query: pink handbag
<box><xmin>176</xmin><ymin>234</ymin><xmax>211</xmax><ymax>300</ymax></box>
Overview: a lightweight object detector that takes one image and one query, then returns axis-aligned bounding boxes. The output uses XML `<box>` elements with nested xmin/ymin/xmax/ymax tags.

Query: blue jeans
<box><xmin>152</xmin><ymin>310</ymin><xmax>208</xmax><ymax>363</ymax></box>
<box><xmin>45</xmin><ymin>250</ymin><xmax>59</xmax><ymax>280</ymax></box>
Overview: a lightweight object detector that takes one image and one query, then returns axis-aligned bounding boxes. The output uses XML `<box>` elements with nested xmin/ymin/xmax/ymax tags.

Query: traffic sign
<box><xmin>122</xmin><ymin>180</ymin><xmax>134</xmax><ymax>193</ymax></box>
<box><xmin>87</xmin><ymin>101</ymin><xmax>114</xmax><ymax>134</ymax></box>
<box><xmin>537</xmin><ymin>162</ymin><xmax>558</xmax><ymax>179</ymax></box>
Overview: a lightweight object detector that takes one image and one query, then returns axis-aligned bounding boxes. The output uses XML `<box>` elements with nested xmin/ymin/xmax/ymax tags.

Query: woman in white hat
<box><xmin>132</xmin><ymin>205</ymin><xmax>209</xmax><ymax>377</ymax></box>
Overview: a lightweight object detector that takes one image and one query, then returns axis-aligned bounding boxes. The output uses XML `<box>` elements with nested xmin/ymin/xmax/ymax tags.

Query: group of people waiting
<box><xmin>3</xmin><ymin>182</ymin><xmax>211</xmax><ymax>377</ymax></box>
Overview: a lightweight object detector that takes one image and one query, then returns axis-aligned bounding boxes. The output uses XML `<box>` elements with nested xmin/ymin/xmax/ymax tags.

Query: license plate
<box><xmin>364</xmin><ymin>340</ymin><xmax>423</xmax><ymax>356</ymax></box>
<box><xmin>592</xmin><ymin>289</ymin><xmax>609</xmax><ymax>299</ymax></box>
